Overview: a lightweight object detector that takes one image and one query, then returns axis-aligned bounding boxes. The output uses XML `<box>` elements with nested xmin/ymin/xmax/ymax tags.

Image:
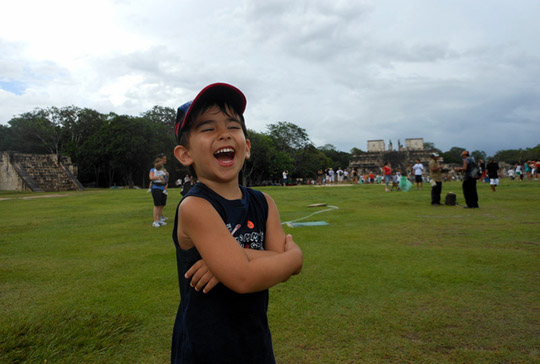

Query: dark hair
<box><xmin>177</xmin><ymin>100</ymin><xmax>248</xmax><ymax>147</ymax></box>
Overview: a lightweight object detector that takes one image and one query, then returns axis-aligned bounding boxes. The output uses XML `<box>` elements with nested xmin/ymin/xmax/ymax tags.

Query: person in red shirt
<box><xmin>382</xmin><ymin>162</ymin><xmax>392</xmax><ymax>192</ymax></box>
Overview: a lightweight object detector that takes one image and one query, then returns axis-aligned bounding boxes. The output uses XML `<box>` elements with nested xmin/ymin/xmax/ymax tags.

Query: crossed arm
<box><xmin>178</xmin><ymin>193</ymin><xmax>303</xmax><ymax>294</ymax></box>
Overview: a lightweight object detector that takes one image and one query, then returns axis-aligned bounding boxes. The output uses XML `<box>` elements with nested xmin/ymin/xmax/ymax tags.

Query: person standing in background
<box><xmin>412</xmin><ymin>159</ymin><xmax>424</xmax><ymax>190</ymax></box>
<box><xmin>456</xmin><ymin>151</ymin><xmax>479</xmax><ymax>208</ymax></box>
<box><xmin>382</xmin><ymin>162</ymin><xmax>391</xmax><ymax>192</ymax></box>
<box><xmin>429</xmin><ymin>153</ymin><xmax>443</xmax><ymax>205</ymax></box>
<box><xmin>486</xmin><ymin>159</ymin><xmax>501</xmax><ymax>192</ymax></box>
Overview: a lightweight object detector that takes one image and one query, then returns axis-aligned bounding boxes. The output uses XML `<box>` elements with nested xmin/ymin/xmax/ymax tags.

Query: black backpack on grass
<box><xmin>445</xmin><ymin>192</ymin><xmax>457</xmax><ymax>206</ymax></box>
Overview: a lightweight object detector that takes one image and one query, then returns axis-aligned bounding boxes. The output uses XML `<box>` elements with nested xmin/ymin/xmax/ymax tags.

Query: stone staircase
<box><xmin>8</xmin><ymin>152</ymin><xmax>85</xmax><ymax>192</ymax></box>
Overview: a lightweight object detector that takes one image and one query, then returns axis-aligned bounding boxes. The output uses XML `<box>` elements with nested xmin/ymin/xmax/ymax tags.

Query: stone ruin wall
<box><xmin>0</xmin><ymin>152</ymin><xmax>84</xmax><ymax>192</ymax></box>
<box><xmin>350</xmin><ymin>138</ymin><xmax>438</xmax><ymax>174</ymax></box>
<box><xmin>405</xmin><ymin>138</ymin><xmax>424</xmax><ymax>151</ymax></box>
<box><xmin>0</xmin><ymin>152</ymin><xmax>29</xmax><ymax>191</ymax></box>
<box><xmin>367</xmin><ymin>140</ymin><xmax>385</xmax><ymax>152</ymax></box>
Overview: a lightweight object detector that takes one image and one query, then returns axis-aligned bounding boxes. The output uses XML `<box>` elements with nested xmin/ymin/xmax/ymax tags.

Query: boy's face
<box><xmin>174</xmin><ymin>105</ymin><xmax>250</xmax><ymax>184</ymax></box>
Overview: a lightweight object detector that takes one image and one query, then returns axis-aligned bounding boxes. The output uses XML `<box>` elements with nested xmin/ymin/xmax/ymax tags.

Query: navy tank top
<box><xmin>171</xmin><ymin>182</ymin><xmax>275</xmax><ymax>364</ymax></box>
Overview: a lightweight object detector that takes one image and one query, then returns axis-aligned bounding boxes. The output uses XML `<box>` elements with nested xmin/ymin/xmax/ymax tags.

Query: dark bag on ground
<box><xmin>445</xmin><ymin>192</ymin><xmax>457</xmax><ymax>206</ymax></box>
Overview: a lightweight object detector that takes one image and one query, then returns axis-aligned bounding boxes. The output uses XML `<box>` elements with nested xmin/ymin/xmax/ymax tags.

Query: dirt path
<box><xmin>0</xmin><ymin>194</ymin><xmax>69</xmax><ymax>201</ymax></box>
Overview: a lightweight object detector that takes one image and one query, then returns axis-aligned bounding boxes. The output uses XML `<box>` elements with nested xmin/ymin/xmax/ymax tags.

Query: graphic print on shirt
<box><xmin>226</xmin><ymin>221</ymin><xmax>264</xmax><ymax>250</ymax></box>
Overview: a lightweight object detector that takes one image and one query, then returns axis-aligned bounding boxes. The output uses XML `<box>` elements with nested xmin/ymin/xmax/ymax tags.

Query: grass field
<box><xmin>1</xmin><ymin>180</ymin><xmax>539</xmax><ymax>363</ymax></box>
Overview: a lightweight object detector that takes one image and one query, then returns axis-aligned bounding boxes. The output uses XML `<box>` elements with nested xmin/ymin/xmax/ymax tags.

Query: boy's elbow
<box><xmin>226</xmin><ymin>278</ymin><xmax>257</xmax><ymax>294</ymax></box>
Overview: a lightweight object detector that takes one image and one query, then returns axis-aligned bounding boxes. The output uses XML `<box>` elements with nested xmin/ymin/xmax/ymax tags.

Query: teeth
<box><xmin>215</xmin><ymin>148</ymin><xmax>234</xmax><ymax>154</ymax></box>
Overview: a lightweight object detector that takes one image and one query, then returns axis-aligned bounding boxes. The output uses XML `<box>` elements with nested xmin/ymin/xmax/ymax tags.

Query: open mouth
<box><xmin>214</xmin><ymin>147</ymin><xmax>236</xmax><ymax>165</ymax></box>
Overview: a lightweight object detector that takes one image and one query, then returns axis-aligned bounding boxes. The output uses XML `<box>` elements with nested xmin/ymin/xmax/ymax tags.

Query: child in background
<box><xmin>171</xmin><ymin>83</ymin><xmax>303</xmax><ymax>363</ymax></box>
<box><xmin>391</xmin><ymin>171</ymin><xmax>401</xmax><ymax>191</ymax></box>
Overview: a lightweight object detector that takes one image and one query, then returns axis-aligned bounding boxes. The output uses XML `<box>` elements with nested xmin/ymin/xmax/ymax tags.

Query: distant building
<box><xmin>350</xmin><ymin>138</ymin><xmax>439</xmax><ymax>174</ymax></box>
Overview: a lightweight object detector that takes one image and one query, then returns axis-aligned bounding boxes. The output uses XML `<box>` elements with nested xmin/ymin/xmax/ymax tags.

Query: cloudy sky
<box><xmin>1</xmin><ymin>0</ymin><xmax>539</xmax><ymax>155</ymax></box>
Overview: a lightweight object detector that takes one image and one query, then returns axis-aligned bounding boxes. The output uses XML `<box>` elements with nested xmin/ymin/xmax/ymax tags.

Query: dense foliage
<box><xmin>0</xmin><ymin>109</ymin><xmax>347</xmax><ymax>187</ymax></box>
<box><xmin>1</xmin><ymin>108</ymin><xmax>538</xmax><ymax>187</ymax></box>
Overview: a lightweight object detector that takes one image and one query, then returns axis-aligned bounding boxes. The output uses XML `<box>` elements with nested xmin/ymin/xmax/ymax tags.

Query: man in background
<box><xmin>456</xmin><ymin>151</ymin><xmax>479</xmax><ymax>208</ymax></box>
<box><xmin>429</xmin><ymin>153</ymin><xmax>443</xmax><ymax>205</ymax></box>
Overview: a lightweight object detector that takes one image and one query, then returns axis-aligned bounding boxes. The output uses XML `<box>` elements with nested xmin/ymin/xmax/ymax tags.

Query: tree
<box><xmin>141</xmin><ymin>105</ymin><xmax>176</xmax><ymax>130</ymax></box>
<box><xmin>296</xmin><ymin>145</ymin><xmax>331</xmax><ymax>180</ymax></box>
<box><xmin>5</xmin><ymin>109</ymin><xmax>63</xmax><ymax>155</ymax></box>
<box><xmin>266</xmin><ymin>121</ymin><xmax>312</xmax><ymax>152</ymax></box>
<box><xmin>104</xmin><ymin>114</ymin><xmax>155</xmax><ymax>188</ymax></box>
<box><xmin>0</xmin><ymin>124</ymin><xmax>13</xmax><ymax>151</ymax></box>
<box><xmin>424</xmin><ymin>141</ymin><xmax>441</xmax><ymax>153</ymax></box>
<box><xmin>493</xmin><ymin>144</ymin><xmax>540</xmax><ymax>164</ymax></box>
<box><xmin>319</xmin><ymin>144</ymin><xmax>351</xmax><ymax>171</ymax></box>
<box><xmin>61</xmin><ymin>107</ymin><xmax>107</xmax><ymax>158</ymax></box>
<box><xmin>442</xmin><ymin>147</ymin><xmax>466</xmax><ymax>164</ymax></box>
<box><xmin>244</xmin><ymin>130</ymin><xmax>294</xmax><ymax>185</ymax></box>
<box><xmin>350</xmin><ymin>147</ymin><xmax>363</xmax><ymax>155</ymax></box>
<box><xmin>471</xmin><ymin>150</ymin><xmax>487</xmax><ymax>162</ymax></box>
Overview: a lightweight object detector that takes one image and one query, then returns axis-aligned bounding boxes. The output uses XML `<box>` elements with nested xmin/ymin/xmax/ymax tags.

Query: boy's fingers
<box><xmin>185</xmin><ymin>259</ymin><xmax>205</xmax><ymax>279</ymax></box>
<box><xmin>194</xmin><ymin>271</ymin><xmax>212</xmax><ymax>291</ymax></box>
<box><xmin>202</xmin><ymin>277</ymin><xmax>220</xmax><ymax>294</ymax></box>
<box><xmin>190</xmin><ymin>265</ymin><xmax>209</xmax><ymax>288</ymax></box>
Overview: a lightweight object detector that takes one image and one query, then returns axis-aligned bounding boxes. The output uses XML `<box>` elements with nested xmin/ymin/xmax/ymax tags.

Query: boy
<box><xmin>171</xmin><ymin>83</ymin><xmax>303</xmax><ymax>363</ymax></box>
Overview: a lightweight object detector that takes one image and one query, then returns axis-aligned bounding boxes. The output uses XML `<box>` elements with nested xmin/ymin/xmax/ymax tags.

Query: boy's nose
<box><xmin>218</xmin><ymin>130</ymin><xmax>231</xmax><ymax>140</ymax></box>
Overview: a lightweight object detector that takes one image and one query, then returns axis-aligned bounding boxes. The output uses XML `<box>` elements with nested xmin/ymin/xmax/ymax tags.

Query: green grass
<box><xmin>1</xmin><ymin>180</ymin><xmax>539</xmax><ymax>363</ymax></box>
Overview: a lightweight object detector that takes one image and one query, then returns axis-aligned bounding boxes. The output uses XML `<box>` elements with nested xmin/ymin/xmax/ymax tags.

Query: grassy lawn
<box><xmin>1</xmin><ymin>180</ymin><xmax>539</xmax><ymax>363</ymax></box>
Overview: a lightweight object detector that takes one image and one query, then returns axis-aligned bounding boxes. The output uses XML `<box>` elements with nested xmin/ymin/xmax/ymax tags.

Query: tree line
<box><xmin>1</xmin><ymin>106</ymin><xmax>538</xmax><ymax>187</ymax></box>
<box><xmin>0</xmin><ymin>106</ymin><xmax>349</xmax><ymax>187</ymax></box>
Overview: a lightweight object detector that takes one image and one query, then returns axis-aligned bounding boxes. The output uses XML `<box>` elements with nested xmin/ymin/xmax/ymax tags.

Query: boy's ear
<box><xmin>245</xmin><ymin>139</ymin><xmax>251</xmax><ymax>160</ymax></box>
<box><xmin>174</xmin><ymin>145</ymin><xmax>193</xmax><ymax>167</ymax></box>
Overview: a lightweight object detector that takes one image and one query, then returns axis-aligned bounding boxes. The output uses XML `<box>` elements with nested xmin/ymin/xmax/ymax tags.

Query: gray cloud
<box><xmin>1</xmin><ymin>0</ymin><xmax>539</xmax><ymax>156</ymax></box>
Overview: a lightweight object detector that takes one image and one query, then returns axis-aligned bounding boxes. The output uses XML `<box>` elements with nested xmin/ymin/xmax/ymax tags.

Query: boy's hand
<box><xmin>185</xmin><ymin>259</ymin><xmax>220</xmax><ymax>293</ymax></box>
<box><xmin>284</xmin><ymin>234</ymin><xmax>303</xmax><ymax>275</ymax></box>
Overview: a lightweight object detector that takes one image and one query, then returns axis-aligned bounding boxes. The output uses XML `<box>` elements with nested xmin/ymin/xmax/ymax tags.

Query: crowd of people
<box><xmin>149</xmin><ymin>154</ymin><xmax>538</xmax><ymax>222</ymax></box>
<box><xmin>507</xmin><ymin>160</ymin><xmax>539</xmax><ymax>181</ymax></box>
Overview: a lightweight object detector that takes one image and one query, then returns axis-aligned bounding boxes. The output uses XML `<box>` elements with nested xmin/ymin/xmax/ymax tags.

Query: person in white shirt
<box><xmin>412</xmin><ymin>159</ymin><xmax>424</xmax><ymax>189</ymax></box>
<box><xmin>336</xmin><ymin>168</ymin><xmax>344</xmax><ymax>183</ymax></box>
<box><xmin>328</xmin><ymin>168</ymin><xmax>335</xmax><ymax>184</ymax></box>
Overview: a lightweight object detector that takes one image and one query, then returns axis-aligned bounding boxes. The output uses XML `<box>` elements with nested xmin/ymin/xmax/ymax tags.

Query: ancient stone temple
<box><xmin>349</xmin><ymin>138</ymin><xmax>439</xmax><ymax>174</ymax></box>
<box><xmin>0</xmin><ymin>152</ymin><xmax>85</xmax><ymax>192</ymax></box>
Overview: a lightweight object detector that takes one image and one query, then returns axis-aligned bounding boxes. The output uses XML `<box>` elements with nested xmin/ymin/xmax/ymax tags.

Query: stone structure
<box><xmin>0</xmin><ymin>152</ymin><xmax>85</xmax><ymax>192</ymax></box>
<box><xmin>405</xmin><ymin>138</ymin><xmax>424</xmax><ymax>151</ymax></box>
<box><xmin>350</xmin><ymin>138</ymin><xmax>439</xmax><ymax>174</ymax></box>
<box><xmin>367</xmin><ymin>140</ymin><xmax>385</xmax><ymax>152</ymax></box>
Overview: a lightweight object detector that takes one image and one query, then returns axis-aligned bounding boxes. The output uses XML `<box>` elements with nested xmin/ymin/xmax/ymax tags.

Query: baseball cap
<box><xmin>175</xmin><ymin>83</ymin><xmax>247</xmax><ymax>142</ymax></box>
<box><xmin>431</xmin><ymin>152</ymin><xmax>439</xmax><ymax>157</ymax></box>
